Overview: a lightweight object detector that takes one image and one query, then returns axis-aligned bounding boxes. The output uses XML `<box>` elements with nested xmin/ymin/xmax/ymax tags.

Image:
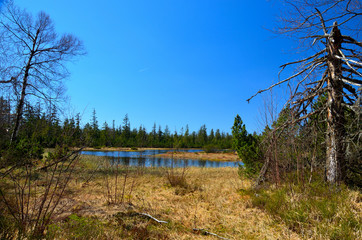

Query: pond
<box><xmin>81</xmin><ymin>149</ymin><xmax>242</xmax><ymax>168</ymax></box>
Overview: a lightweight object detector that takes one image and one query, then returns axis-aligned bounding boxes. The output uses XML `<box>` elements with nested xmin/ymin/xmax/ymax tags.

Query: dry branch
<box><xmin>138</xmin><ymin>213</ymin><xmax>168</xmax><ymax>223</ymax></box>
<box><xmin>193</xmin><ymin>228</ymin><xmax>230</xmax><ymax>240</ymax></box>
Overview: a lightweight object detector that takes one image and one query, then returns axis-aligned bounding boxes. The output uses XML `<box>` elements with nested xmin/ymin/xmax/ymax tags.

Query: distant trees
<box><xmin>6</xmin><ymin>108</ymin><xmax>233</xmax><ymax>150</ymax></box>
<box><xmin>248</xmin><ymin>0</ymin><xmax>361</xmax><ymax>184</ymax></box>
<box><xmin>0</xmin><ymin>1</ymin><xmax>84</xmax><ymax>143</ymax></box>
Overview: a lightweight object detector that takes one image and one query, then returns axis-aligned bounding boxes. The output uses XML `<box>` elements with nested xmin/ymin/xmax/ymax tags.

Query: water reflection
<box><xmin>81</xmin><ymin>149</ymin><xmax>242</xmax><ymax>168</ymax></box>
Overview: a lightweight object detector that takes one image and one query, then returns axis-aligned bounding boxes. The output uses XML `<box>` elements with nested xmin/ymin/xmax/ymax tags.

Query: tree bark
<box><xmin>326</xmin><ymin>22</ymin><xmax>345</xmax><ymax>184</ymax></box>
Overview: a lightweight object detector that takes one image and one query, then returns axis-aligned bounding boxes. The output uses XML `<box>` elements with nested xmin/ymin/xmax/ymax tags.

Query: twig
<box><xmin>193</xmin><ymin>228</ymin><xmax>230</xmax><ymax>240</ymax></box>
<box><xmin>139</xmin><ymin>213</ymin><xmax>168</xmax><ymax>223</ymax></box>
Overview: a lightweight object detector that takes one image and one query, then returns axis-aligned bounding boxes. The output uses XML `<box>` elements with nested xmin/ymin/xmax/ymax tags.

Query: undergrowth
<box><xmin>46</xmin><ymin>214</ymin><xmax>106</xmax><ymax>240</ymax></box>
<box><xmin>45</xmin><ymin>212</ymin><xmax>181</xmax><ymax>239</ymax></box>
<box><xmin>241</xmin><ymin>178</ymin><xmax>361</xmax><ymax>239</ymax></box>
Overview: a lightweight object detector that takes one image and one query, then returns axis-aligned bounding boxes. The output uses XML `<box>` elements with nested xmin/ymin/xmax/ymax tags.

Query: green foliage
<box><xmin>1</xmin><ymin>138</ymin><xmax>44</xmax><ymax>167</ymax></box>
<box><xmin>46</xmin><ymin>214</ymin><xmax>104</xmax><ymax>240</ymax></box>
<box><xmin>247</xmin><ymin>179</ymin><xmax>361</xmax><ymax>239</ymax></box>
<box><xmin>232</xmin><ymin>115</ymin><xmax>262</xmax><ymax>178</ymax></box>
<box><xmin>202</xmin><ymin>144</ymin><xmax>218</xmax><ymax>153</ymax></box>
<box><xmin>15</xmin><ymin>112</ymin><xmax>233</xmax><ymax>149</ymax></box>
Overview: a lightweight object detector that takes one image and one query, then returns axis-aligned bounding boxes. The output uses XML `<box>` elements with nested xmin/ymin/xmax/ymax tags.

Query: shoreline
<box><xmin>76</xmin><ymin>147</ymin><xmax>240</xmax><ymax>162</ymax></box>
<box><xmin>153</xmin><ymin>151</ymin><xmax>239</xmax><ymax>162</ymax></box>
<box><xmin>79</xmin><ymin>147</ymin><xmax>196</xmax><ymax>152</ymax></box>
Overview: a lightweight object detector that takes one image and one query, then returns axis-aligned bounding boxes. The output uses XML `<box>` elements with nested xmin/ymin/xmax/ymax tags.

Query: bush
<box><xmin>203</xmin><ymin>144</ymin><xmax>218</xmax><ymax>153</ymax></box>
<box><xmin>0</xmin><ymin>146</ymin><xmax>79</xmax><ymax>239</ymax></box>
<box><xmin>165</xmin><ymin>167</ymin><xmax>188</xmax><ymax>189</ymax></box>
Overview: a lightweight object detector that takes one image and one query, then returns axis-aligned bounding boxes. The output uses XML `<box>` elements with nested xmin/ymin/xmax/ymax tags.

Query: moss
<box><xmin>46</xmin><ymin>214</ymin><xmax>105</xmax><ymax>240</ymax></box>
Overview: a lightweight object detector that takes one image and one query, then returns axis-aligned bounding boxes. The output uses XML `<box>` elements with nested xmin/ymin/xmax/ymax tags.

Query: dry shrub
<box><xmin>0</xmin><ymin>147</ymin><xmax>80</xmax><ymax>238</ymax></box>
<box><xmin>165</xmin><ymin>166</ymin><xmax>188</xmax><ymax>189</ymax></box>
<box><xmin>101</xmin><ymin>159</ymin><xmax>142</xmax><ymax>205</ymax></box>
<box><xmin>164</xmin><ymin>165</ymin><xmax>202</xmax><ymax>196</ymax></box>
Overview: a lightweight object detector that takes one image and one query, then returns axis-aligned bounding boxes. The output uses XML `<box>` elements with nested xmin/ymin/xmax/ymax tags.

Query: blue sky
<box><xmin>11</xmin><ymin>0</ymin><xmax>297</xmax><ymax>134</ymax></box>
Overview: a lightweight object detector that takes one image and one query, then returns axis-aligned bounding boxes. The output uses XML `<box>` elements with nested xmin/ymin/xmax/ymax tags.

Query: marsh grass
<box><xmin>245</xmin><ymin>178</ymin><xmax>361</xmax><ymax>239</ymax></box>
<box><xmin>46</xmin><ymin>214</ymin><xmax>105</xmax><ymax>240</ymax></box>
<box><xmin>42</xmin><ymin>156</ymin><xmax>293</xmax><ymax>239</ymax></box>
<box><xmin>3</xmin><ymin>154</ymin><xmax>358</xmax><ymax>239</ymax></box>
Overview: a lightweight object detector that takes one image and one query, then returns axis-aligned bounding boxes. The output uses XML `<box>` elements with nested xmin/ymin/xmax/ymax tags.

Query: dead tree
<box><xmin>0</xmin><ymin>1</ymin><xmax>84</xmax><ymax>143</ymax></box>
<box><xmin>248</xmin><ymin>0</ymin><xmax>361</xmax><ymax>184</ymax></box>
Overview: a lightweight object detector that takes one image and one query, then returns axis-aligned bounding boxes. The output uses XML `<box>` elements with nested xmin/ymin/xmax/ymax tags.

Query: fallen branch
<box><xmin>193</xmin><ymin>228</ymin><xmax>230</xmax><ymax>240</ymax></box>
<box><xmin>139</xmin><ymin>213</ymin><xmax>168</xmax><ymax>223</ymax></box>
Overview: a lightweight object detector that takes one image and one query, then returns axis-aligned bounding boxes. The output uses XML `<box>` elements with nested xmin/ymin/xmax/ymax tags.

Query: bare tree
<box><xmin>248</xmin><ymin>0</ymin><xmax>361</xmax><ymax>184</ymax></box>
<box><xmin>0</xmin><ymin>1</ymin><xmax>84</xmax><ymax>143</ymax></box>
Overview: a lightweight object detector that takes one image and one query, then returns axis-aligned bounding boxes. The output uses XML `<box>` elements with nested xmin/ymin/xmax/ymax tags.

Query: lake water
<box><xmin>81</xmin><ymin>149</ymin><xmax>242</xmax><ymax>168</ymax></box>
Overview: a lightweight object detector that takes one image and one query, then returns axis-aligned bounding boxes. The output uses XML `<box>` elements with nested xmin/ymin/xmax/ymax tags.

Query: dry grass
<box><xmin>79</xmin><ymin>147</ymin><xmax>174</xmax><ymax>152</ymax></box>
<box><xmin>44</xmin><ymin>155</ymin><xmax>300</xmax><ymax>239</ymax></box>
<box><xmin>2</xmin><ymin>154</ymin><xmax>359</xmax><ymax>239</ymax></box>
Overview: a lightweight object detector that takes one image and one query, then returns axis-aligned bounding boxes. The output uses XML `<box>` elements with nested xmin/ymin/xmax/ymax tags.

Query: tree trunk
<box><xmin>10</xmin><ymin>61</ymin><xmax>31</xmax><ymax>144</ymax></box>
<box><xmin>326</xmin><ymin>22</ymin><xmax>345</xmax><ymax>184</ymax></box>
<box><xmin>10</xmin><ymin>30</ymin><xmax>39</xmax><ymax>144</ymax></box>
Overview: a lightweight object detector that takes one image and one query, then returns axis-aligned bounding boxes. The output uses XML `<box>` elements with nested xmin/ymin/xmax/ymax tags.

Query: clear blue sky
<box><xmin>11</xmin><ymin>0</ymin><xmax>297</xmax><ymax>134</ymax></box>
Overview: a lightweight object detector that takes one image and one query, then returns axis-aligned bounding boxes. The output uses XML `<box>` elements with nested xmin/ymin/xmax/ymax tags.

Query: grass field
<box><xmin>1</xmin><ymin>154</ymin><xmax>360</xmax><ymax>239</ymax></box>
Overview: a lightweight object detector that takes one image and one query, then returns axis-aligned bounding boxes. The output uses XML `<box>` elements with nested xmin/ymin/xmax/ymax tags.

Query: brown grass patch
<box><xmin>154</xmin><ymin>151</ymin><xmax>240</xmax><ymax>162</ymax></box>
<box><xmin>45</xmin><ymin>155</ymin><xmax>299</xmax><ymax>239</ymax></box>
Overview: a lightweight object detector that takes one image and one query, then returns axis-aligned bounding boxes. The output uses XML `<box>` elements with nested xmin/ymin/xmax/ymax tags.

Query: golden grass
<box><xmin>49</xmin><ymin>155</ymin><xmax>300</xmax><ymax>239</ymax></box>
<box><xmin>79</xmin><ymin>147</ymin><xmax>175</xmax><ymax>151</ymax></box>
<box><xmin>153</xmin><ymin>151</ymin><xmax>240</xmax><ymax>161</ymax></box>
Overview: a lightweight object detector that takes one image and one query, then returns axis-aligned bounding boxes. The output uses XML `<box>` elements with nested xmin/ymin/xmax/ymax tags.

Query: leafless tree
<box><xmin>248</xmin><ymin>0</ymin><xmax>361</xmax><ymax>184</ymax></box>
<box><xmin>0</xmin><ymin>1</ymin><xmax>85</xmax><ymax>143</ymax></box>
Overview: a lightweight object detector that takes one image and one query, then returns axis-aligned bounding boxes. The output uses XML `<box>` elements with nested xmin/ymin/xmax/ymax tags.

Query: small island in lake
<box><xmin>153</xmin><ymin>151</ymin><xmax>239</xmax><ymax>162</ymax></box>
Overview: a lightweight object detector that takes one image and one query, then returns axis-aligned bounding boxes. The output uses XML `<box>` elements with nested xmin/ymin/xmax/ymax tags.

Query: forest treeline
<box><xmin>0</xmin><ymin>98</ymin><xmax>232</xmax><ymax>150</ymax></box>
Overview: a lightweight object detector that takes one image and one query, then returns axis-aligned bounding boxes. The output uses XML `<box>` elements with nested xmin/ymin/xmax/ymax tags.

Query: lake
<box><xmin>81</xmin><ymin>149</ymin><xmax>242</xmax><ymax>168</ymax></box>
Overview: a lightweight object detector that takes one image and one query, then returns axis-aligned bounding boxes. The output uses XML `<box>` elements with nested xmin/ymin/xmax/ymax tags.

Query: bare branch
<box><xmin>315</xmin><ymin>8</ymin><xmax>327</xmax><ymax>35</ymax></box>
<box><xmin>280</xmin><ymin>49</ymin><xmax>326</xmax><ymax>68</ymax></box>
<box><xmin>341</xmin><ymin>76</ymin><xmax>362</xmax><ymax>86</ymax></box>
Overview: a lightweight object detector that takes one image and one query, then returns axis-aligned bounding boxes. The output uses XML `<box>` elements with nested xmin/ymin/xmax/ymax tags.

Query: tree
<box><xmin>232</xmin><ymin>115</ymin><xmax>262</xmax><ymax>178</ymax></box>
<box><xmin>121</xmin><ymin>114</ymin><xmax>130</xmax><ymax>146</ymax></box>
<box><xmin>248</xmin><ymin>0</ymin><xmax>361</xmax><ymax>184</ymax></box>
<box><xmin>0</xmin><ymin>1</ymin><xmax>84</xmax><ymax>143</ymax></box>
<box><xmin>196</xmin><ymin>124</ymin><xmax>207</xmax><ymax>147</ymax></box>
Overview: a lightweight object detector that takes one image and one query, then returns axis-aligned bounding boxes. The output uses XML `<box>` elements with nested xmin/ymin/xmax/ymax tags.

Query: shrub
<box><xmin>0</xmin><ymin>146</ymin><xmax>80</xmax><ymax>238</ymax></box>
<box><xmin>165</xmin><ymin>166</ymin><xmax>188</xmax><ymax>189</ymax></box>
<box><xmin>203</xmin><ymin>144</ymin><xmax>218</xmax><ymax>153</ymax></box>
